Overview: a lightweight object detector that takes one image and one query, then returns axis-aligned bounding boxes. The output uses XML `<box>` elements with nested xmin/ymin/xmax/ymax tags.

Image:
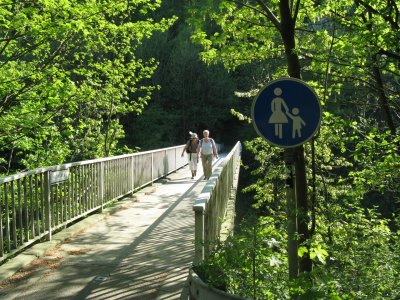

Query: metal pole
<box><xmin>44</xmin><ymin>171</ymin><xmax>52</xmax><ymax>241</ymax></box>
<box><xmin>100</xmin><ymin>161</ymin><xmax>104</xmax><ymax>212</ymax></box>
<box><xmin>284</xmin><ymin>149</ymin><xmax>298</xmax><ymax>280</ymax></box>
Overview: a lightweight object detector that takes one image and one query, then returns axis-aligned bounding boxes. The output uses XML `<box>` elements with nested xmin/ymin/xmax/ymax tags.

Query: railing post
<box><xmin>44</xmin><ymin>171</ymin><xmax>52</xmax><ymax>241</ymax></box>
<box><xmin>151</xmin><ymin>153</ymin><xmax>154</xmax><ymax>185</ymax></box>
<box><xmin>99</xmin><ymin>161</ymin><xmax>104</xmax><ymax>212</ymax></box>
<box><xmin>193</xmin><ymin>205</ymin><xmax>205</xmax><ymax>265</ymax></box>
<box><xmin>131</xmin><ymin>155</ymin><xmax>135</xmax><ymax>194</ymax></box>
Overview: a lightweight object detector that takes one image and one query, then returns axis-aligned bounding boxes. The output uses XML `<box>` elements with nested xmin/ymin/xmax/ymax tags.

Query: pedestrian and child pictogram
<box><xmin>252</xmin><ymin>78</ymin><xmax>321</xmax><ymax>148</ymax></box>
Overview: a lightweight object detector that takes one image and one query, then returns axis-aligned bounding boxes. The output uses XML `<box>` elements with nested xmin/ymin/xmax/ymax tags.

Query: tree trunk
<box><xmin>371</xmin><ymin>62</ymin><xmax>396</xmax><ymax>136</ymax></box>
<box><xmin>279</xmin><ymin>0</ymin><xmax>312</xmax><ymax>274</ymax></box>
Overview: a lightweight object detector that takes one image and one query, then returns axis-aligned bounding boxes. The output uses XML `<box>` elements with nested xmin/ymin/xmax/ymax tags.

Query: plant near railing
<box><xmin>194</xmin><ymin>208</ymin><xmax>400</xmax><ymax>299</ymax></box>
<box><xmin>194</xmin><ymin>215</ymin><xmax>288</xmax><ymax>299</ymax></box>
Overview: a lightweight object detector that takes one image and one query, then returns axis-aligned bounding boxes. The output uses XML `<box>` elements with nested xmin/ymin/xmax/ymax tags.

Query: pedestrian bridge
<box><xmin>0</xmin><ymin>142</ymin><xmax>241</xmax><ymax>299</ymax></box>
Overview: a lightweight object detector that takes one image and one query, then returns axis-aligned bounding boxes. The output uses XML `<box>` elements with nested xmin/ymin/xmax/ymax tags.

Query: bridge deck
<box><xmin>0</xmin><ymin>160</ymin><xmax>223</xmax><ymax>300</ymax></box>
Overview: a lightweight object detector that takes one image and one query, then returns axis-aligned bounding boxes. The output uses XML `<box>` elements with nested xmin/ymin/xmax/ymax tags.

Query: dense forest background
<box><xmin>1</xmin><ymin>0</ymin><xmax>399</xmax><ymax>298</ymax></box>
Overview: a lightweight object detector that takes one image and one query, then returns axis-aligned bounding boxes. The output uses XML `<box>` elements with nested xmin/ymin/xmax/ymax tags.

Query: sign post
<box><xmin>251</xmin><ymin>78</ymin><xmax>321</xmax><ymax>280</ymax></box>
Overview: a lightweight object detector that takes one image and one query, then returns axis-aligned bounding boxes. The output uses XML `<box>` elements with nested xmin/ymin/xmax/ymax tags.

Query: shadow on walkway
<box><xmin>0</xmin><ymin>163</ymin><xmax>215</xmax><ymax>300</ymax></box>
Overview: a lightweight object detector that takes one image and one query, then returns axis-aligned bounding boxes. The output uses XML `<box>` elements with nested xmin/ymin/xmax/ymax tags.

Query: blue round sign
<box><xmin>251</xmin><ymin>78</ymin><xmax>321</xmax><ymax>148</ymax></box>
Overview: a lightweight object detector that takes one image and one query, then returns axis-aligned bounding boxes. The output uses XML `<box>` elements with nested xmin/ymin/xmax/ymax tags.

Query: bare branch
<box><xmin>293</xmin><ymin>0</ymin><xmax>301</xmax><ymax>24</ymax></box>
<box><xmin>255</xmin><ymin>0</ymin><xmax>281</xmax><ymax>31</ymax></box>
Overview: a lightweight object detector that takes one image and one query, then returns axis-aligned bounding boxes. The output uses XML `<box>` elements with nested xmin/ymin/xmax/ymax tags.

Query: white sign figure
<box><xmin>268</xmin><ymin>88</ymin><xmax>289</xmax><ymax>139</ymax></box>
<box><xmin>286</xmin><ymin>107</ymin><xmax>306</xmax><ymax>138</ymax></box>
<box><xmin>268</xmin><ymin>88</ymin><xmax>307</xmax><ymax>140</ymax></box>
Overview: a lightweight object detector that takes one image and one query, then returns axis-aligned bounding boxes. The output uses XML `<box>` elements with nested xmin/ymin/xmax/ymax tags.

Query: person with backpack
<box><xmin>197</xmin><ymin>129</ymin><xmax>219</xmax><ymax>180</ymax></box>
<box><xmin>181</xmin><ymin>131</ymin><xmax>200</xmax><ymax>179</ymax></box>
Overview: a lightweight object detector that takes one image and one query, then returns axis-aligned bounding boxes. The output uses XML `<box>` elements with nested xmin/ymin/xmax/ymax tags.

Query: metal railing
<box><xmin>193</xmin><ymin>141</ymin><xmax>241</xmax><ymax>264</ymax></box>
<box><xmin>0</xmin><ymin>145</ymin><xmax>186</xmax><ymax>263</ymax></box>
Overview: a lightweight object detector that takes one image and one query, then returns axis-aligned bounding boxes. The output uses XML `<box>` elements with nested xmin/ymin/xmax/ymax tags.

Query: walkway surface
<box><xmin>0</xmin><ymin>159</ymin><xmax>222</xmax><ymax>300</ymax></box>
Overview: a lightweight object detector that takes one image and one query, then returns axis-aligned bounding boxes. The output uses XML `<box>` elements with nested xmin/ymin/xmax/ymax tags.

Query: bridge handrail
<box><xmin>0</xmin><ymin>145</ymin><xmax>186</xmax><ymax>263</ymax></box>
<box><xmin>0</xmin><ymin>145</ymin><xmax>185</xmax><ymax>184</ymax></box>
<box><xmin>193</xmin><ymin>141</ymin><xmax>241</xmax><ymax>265</ymax></box>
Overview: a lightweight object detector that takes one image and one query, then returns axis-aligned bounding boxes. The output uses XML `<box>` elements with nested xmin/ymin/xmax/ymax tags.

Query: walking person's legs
<box><xmin>189</xmin><ymin>154</ymin><xmax>196</xmax><ymax>179</ymax></box>
<box><xmin>201</xmin><ymin>154</ymin><xmax>212</xmax><ymax>179</ymax></box>
<box><xmin>193</xmin><ymin>155</ymin><xmax>198</xmax><ymax>177</ymax></box>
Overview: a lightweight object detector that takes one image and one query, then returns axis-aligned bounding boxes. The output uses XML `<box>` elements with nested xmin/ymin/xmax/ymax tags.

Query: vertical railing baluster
<box><xmin>40</xmin><ymin>174</ymin><xmax>44</xmax><ymax>235</ymax></box>
<box><xmin>111</xmin><ymin>161</ymin><xmax>115</xmax><ymax>199</ymax></box>
<box><xmin>71</xmin><ymin>168</ymin><xmax>75</xmax><ymax>218</ymax></box>
<box><xmin>78</xmin><ymin>167</ymin><xmax>82</xmax><ymax>213</ymax></box>
<box><xmin>91</xmin><ymin>164</ymin><xmax>95</xmax><ymax>208</ymax></box>
<box><xmin>11</xmin><ymin>181</ymin><xmax>17</xmax><ymax>249</ymax></box>
<box><xmin>35</xmin><ymin>175</ymin><xmax>40</xmax><ymax>236</ymax></box>
<box><xmin>151</xmin><ymin>153</ymin><xmax>154</xmax><ymax>185</ymax></box>
<box><xmin>94</xmin><ymin>164</ymin><xmax>97</xmax><ymax>209</ymax></box>
<box><xmin>111</xmin><ymin>160</ymin><xmax>113</xmax><ymax>199</ymax></box>
<box><xmin>86</xmin><ymin>165</ymin><xmax>90</xmax><ymax>210</ymax></box>
<box><xmin>80</xmin><ymin>165</ymin><xmax>83</xmax><ymax>214</ymax></box>
<box><xmin>17</xmin><ymin>179</ymin><xmax>23</xmax><ymax>246</ymax></box>
<box><xmin>66</xmin><ymin>176</ymin><xmax>70</xmax><ymax>222</ymax></box>
<box><xmin>62</xmin><ymin>181</ymin><xmax>67</xmax><ymax>224</ymax></box>
<box><xmin>131</xmin><ymin>156</ymin><xmax>135</xmax><ymax>193</ymax></box>
<box><xmin>30</xmin><ymin>176</ymin><xmax>35</xmax><ymax>239</ymax></box>
<box><xmin>120</xmin><ymin>159</ymin><xmax>122</xmax><ymax>195</ymax></box>
<box><xmin>120</xmin><ymin>159</ymin><xmax>123</xmax><ymax>195</ymax></box>
<box><xmin>124</xmin><ymin>158</ymin><xmax>127</xmax><ymax>194</ymax></box>
<box><xmin>51</xmin><ymin>184</ymin><xmax>55</xmax><ymax>227</ymax></box>
<box><xmin>85</xmin><ymin>165</ymin><xmax>89</xmax><ymax>211</ymax></box>
<box><xmin>97</xmin><ymin>163</ymin><xmax>100</xmax><ymax>206</ymax></box>
<box><xmin>82</xmin><ymin>165</ymin><xmax>86</xmax><ymax>213</ymax></box>
<box><xmin>104</xmin><ymin>162</ymin><xmax>108</xmax><ymax>202</ymax></box>
<box><xmin>5</xmin><ymin>183</ymin><xmax>10</xmax><ymax>253</ymax></box>
<box><xmin>59</xmin><ymin>182</ymin><xmax>63</xmax><ymax>224</ymax></box>
<box><xmin>90</xmin><ymin>164</ymin><xmax>94</xmax><ymax>208</ymax></box>
<box><xmin>118</xmin><ymin>159</ymin><xmax>120</xmax><ymax>196</ymax></box>
<box><xmin>88</xmin><ymin>164</ymin><xmax>92</xmax><ymax>210</ymax></box>
<box><xmin>114</xmin><ymin>160</ymin><xmax>117</xmax><ymax>198</ymax></box>
<box><xmin>100</xmin><ymin>162</ymin><xmax>104</xmax><ymax>212</ymax></box>
<box><xmin>24</xmin><ymin>177</ymin><xmax>29</xmax><ymax>242</ymax></box>
<box><xmin>44</xmin><ymin>171</ymin><xmax>52</xmax><ymax>241</ymax></box>
<box><xmin>55</xmin><ymin>184</ymin><xmax>59</xmax><ymax>226</ymax></box>
<box><xmin>86</xmin><ymin>165</ymin><xmax>93</xmax><ymax>211</ymax></box>
<box><xmin>0</xmin><ymin>184</ymin><xmax>3</xmax><ymax>256</ymax></box>
<box><xmin>122</xmin><ymin>159</ymin><xmax>125</xmax><ymax>194</ymax></box>
<box><xmin>88</xmin><ymin>165</ymin><xmax>92</xmax><ymax>210</ymax></box>
<box><xmin>75</xmin><ymin>167</ymin><xmax>80</xmax><ymax>216</ymax></box>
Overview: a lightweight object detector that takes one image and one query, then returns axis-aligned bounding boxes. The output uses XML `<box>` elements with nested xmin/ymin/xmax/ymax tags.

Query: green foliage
<box><xmin>199</xmin><ymin>138</ymin><xmax>400</xmax><ymax>298</ymax></box>
<box><xmin>0</xmin><ymin>0</ymin><xmax>176</xmax><ymax>174</ymax></box>
<box><xmin>188</xmin><ymin>0</ymin><xmax>400</xmax><ymax>295</ymax></box>
<box><xmin>195</xmin><ymin>215</ymin><xmax>289</xmax><ymax>299</ymax></box>
<box><xmin>308</xmin><ymin>206</ymin><xmax>400</xmax><ymax>299</ymax></box>
<box><xmin>127</xmin><ymin>23</ymin><xmax>240</xmax><ymax>149</ymax></box>
<box><xmin>1</xmin><ymin>0</ymin><xmax>399</xmax><ymax>296</ymax></box>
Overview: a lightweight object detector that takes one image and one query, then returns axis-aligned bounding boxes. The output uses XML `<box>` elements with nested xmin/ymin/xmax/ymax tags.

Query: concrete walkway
<box><xmin>0</xmin><ymin>160</ymin><xmax>222</xmax><ymax>300</ymax></box>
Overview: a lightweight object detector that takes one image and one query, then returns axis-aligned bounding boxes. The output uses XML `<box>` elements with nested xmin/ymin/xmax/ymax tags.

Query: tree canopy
<box><xmin>1</xmin><ymin>0</ymin><xmax>399</xmax><ymax>297</ymax></box>
<box><xmin>0</xmin><ymin>0</ymin><xmax>176</xmax><ymax>173</ymax></box>
<box><xmin>189</xmin><ymin>0</ymin><xmax>400</xmax><ymax>297</ymax></box>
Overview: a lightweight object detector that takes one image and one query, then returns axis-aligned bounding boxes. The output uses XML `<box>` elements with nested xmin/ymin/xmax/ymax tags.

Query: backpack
<box><xmin>186</xmin><ymin>139</ymin><xmax>197</xmax><ymax>153</ymax></box>
<box><xmin>200</xmin><ymin>138</ymin><xmax>215</xmax><ymax>147</ymax></box>
<box><xmin>185</xmin><ymin>140</ymin><xmax>191</xmax><ymax>153</ymax></box>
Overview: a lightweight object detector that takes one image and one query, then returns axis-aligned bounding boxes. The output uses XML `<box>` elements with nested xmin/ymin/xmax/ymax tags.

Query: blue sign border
<box><xmin>251</xmin><ymin>78</ymin><xmax>321</xmax><ymax>148</ymax></box>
